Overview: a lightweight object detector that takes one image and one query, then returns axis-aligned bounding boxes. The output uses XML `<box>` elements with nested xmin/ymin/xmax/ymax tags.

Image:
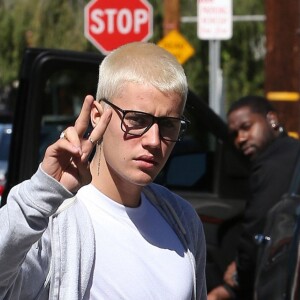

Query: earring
<box><xmin>97</xmin><ymin>140</ymin><xmax>102</xmax><ymax>176</ymax></box>
<box><xmin>270</xmin><ymin>120</ymin><xmax>279</xmax><ymax>130</ymax></box>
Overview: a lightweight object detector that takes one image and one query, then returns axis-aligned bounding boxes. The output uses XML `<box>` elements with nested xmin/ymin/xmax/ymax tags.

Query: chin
<box><xmin>249</xmin><ymin>152</ymin><xmax>258</xmax><ymax>161</ymax></box>
<box><xmin>128</xmin><ymin>172</ymin><xmax>156</xmax><ymax>187</ymax></box>
<box><xmin>136</xmin><ymin>177</ymin><xmax>155</xmax><ymax>186</ymax></box>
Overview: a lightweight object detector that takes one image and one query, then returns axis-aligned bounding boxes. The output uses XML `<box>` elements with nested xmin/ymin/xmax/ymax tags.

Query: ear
<box><xmin>266</xmin><ymin>111</ymin><xmax>279</xmax><ymax>125</ymax></box>
<box><xmin>90</xmin><ymin>101</ymin><xmax>104</xmax><ymax>128</ymax></box>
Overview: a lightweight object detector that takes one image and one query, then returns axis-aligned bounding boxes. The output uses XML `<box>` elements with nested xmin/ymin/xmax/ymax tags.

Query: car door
<box><xmin>2</xmin><ymin>47</ymin><xmax>250</xmax><ymax>291</ymax></box>
<box><xmin>3</xmin><ymin>48</ymin><xmax>104</xmax><ymax>200</ymax></box>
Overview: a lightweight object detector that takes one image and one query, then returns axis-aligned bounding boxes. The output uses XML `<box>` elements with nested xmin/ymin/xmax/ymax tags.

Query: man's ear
<box><xmin>266</xmin><ymin>111</ymin><xmax>279</xmax><ymax>124</ymax></box>
<box><xmin>91</xmin><ymin>101</ymin><xmax>104</xmax><ymax>127</ymax></box>
<box><xmin>266</xmin><ymin>111</ymin><xmax>280</xmax><ymax>130</ymax></box>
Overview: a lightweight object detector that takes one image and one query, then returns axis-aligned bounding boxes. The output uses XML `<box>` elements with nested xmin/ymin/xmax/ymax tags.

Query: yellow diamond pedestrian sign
<box><xmin>157</xmin><ymin>30</ymin><xmax>195</xmax><ymax>65</ymax></box>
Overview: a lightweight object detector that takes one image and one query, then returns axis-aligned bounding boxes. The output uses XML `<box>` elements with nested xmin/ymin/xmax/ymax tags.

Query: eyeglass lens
<box><xmin>121</xmin><ymin>111</ymin><xmax>186</xmax><ymax>141</ymax></box>
<box><xmin>101</xmin><ymin>98</ymin><xmax>188</xmax><ymax>142</ymax></box>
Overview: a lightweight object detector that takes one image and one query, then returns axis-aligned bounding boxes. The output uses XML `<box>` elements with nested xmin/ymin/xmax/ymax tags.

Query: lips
<box><xmin>241</xmin><ymin>145</ymin><xmax>255</xmax><ymax>157</ymax></box>
<box><xmin>135</xmin><ymin>155</ymin><xmax>159</xmax><ymax>167</ymax></box>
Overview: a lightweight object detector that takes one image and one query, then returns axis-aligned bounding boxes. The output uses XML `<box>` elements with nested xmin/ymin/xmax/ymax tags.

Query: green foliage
<box><xmin>0</xmin><ymin>0</ymin><xmax>34</xmax><ymax>85</ymax></box>
<box><xmin>180</xmin><ymin>0</ymin><xmax>265</xmax><ymax>109</ymax></box>
<box><xmin>0</xmin><ymin>0</ymin><xmax>91</xmax><ymax>86</ymax></box>
<box><xmin>0</xmin><ymin>7</ymin><xmax>15</xmax><ymax>85</ymax></box>
<box><xmin>150</xmin><ymin>0</ymin><xmax>265</xmax><ymax>109</ymax></box>
<box><xmin>0</xmin><ymin>0</ymin><xmax>266</xmax><ymax>113</ymax></box>
<box><xmin>222</xmin><ymin>21</ymin><xmax>265</xmax><ymax>107</ymax></box>
<box><xmin>222</xmin><ymin>0</ymin><xmax>265</xmax><ymax>109</ymax></box>
<box><xmin>32</xmin><ymin>0</ymin><xmax>88</xmax><ymax>50</ymax></box>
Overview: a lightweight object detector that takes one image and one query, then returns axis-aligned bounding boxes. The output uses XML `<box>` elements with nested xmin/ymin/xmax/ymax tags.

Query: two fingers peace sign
<box><xmin>41</xmin><ymin>95</ymin><xmax>112</xmax><ymax>193</ymax></box>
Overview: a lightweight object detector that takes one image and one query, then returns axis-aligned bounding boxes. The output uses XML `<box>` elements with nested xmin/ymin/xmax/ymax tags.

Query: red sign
<box><xmin>84</xmin><ymin>0</ymin><xmax>153</xmax><ymax>54</ymax></box>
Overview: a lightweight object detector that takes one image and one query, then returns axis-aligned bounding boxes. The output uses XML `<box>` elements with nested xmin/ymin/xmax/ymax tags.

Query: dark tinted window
<box><xmin>0</xmin><ymin>125</ymin><xmax>12</xmax><ymax>161</ymax></box>
<box><xmin>154</xmin><ymin>104</ymin><xmax>217</xmax><ymax>192</ymax></box>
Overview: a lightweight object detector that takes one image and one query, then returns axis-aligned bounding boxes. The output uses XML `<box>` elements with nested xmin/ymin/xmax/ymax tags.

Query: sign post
<box><xmin>197</xmin><ymin>0</ymin><xmax>232</xmax><ymax>117</ymax></box>
<box><xmin>84</xmin><ymin>0</ymin><xmax>153</xmax><ymax>55</ymax></box>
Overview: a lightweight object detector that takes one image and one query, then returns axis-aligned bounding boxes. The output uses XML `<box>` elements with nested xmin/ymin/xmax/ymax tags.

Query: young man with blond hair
<box><xmin>0</xmin><ymin>42</ymin><xmax>207</xmax><ymax>299</ymax></box>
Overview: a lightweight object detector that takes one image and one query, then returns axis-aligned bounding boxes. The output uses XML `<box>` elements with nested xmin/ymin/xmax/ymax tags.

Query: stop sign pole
<box><xmin>84</xmin><ymin>0</ymin><xmax>153</xmax><ymax>54</ymax></box>
<box><xmin>198</xmin><ymin>0</ymin><xmax>232</xmax><ymax>117</ymax></box>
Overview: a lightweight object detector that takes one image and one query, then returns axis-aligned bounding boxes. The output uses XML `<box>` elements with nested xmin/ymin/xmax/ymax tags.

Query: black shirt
<box><xmin>236</xmin><ymin>134</ymin><xmax>300</xmax><ymax>299</ymax></box>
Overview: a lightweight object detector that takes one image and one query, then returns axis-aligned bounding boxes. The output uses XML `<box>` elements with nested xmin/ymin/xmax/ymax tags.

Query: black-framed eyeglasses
<box><xmin>101</xmin><ymin>98</ymin><xmax>190</xmax><ymax>142</ymax></box>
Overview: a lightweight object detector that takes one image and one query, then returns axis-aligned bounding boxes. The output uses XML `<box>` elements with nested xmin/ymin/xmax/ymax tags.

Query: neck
<box><xmin>90</xmin><ymin>148</ymin><xmax>142</xmax><ymax>208</ymax></box>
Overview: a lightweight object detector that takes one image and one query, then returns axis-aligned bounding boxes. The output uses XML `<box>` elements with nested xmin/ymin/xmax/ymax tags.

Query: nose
<box><xmin>236</xmin><ymin>130</ymin><xmax>247</xmax><ymax>147</ymax></box>
<box><xmin>141</xmin><ymin>123</ymin><xmax>161</xmax><ymax>147</ymax></box>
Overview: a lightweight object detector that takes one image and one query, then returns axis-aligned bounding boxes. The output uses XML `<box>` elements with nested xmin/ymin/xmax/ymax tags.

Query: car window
<box><xmin>154</xmin><ymin>103</ymin><xmax>217</xmax><ymax>193</ymax></box>
<box><xmin>0</xmin><ymin>125</ymin><xmax>12</xmax><ymax>161</ymax></box>
<box><xmin>0</xmin><ymin>123</ymin><xmax>12</xmax><ymax>202</ymax></box>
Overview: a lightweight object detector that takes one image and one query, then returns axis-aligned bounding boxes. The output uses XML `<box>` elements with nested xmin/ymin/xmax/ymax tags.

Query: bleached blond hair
<box><xmin>96</xmin><ymin>42</ymin><xmax>188</xmax><ymax>104</ymax></box>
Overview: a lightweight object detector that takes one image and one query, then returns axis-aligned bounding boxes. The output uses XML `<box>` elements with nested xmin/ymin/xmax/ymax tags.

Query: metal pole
<box><xmin>181</xmin><ymin>15</ymin><xmax>266</xmax><ymax>24</ymax></box>
<box><xmin>209</xmin><ymin>40</ymin><xmax>222</xmax><ymax>116</ymax></box>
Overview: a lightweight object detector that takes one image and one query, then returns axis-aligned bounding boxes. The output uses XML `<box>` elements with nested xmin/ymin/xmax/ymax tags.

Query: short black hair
<box><xmin>227</xmin><ymin>95</ymin><xmax>276</xmax><ymax>117</ymax></box>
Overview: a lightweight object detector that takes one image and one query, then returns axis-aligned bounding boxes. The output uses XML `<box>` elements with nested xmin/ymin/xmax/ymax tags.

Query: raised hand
<box><xmin>41</xmin><ymin>95</ymin><xmax>112</xmax><ymax>192</ymax></box>
<box><xmin>223</xmin><ymin>261</ymin><xmax>238</xmax><ymax>287</ymax></box>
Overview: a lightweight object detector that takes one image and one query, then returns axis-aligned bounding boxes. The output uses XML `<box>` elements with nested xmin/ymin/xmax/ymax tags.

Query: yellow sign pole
<box><xmin>163</xmin><ymin>0</ymin><xmax>180</xmax><ymax>36</ymax></box>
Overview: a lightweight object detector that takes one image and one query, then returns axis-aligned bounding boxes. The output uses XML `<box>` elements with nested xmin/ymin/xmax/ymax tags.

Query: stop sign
<box><xmin>84</xmin><ymin>0</ymin><xmax>153</xmax><ymax>54</ymax></box>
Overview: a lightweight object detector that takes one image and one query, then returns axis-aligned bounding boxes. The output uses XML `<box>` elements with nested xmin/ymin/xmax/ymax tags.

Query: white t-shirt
<box><xmin>78</xmin><ymin>184</ymin><xmax>193</xmax><ymax>300</ymax></box>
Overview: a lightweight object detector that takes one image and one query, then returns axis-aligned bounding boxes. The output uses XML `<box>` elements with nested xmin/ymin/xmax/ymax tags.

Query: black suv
<box><xmin>2</xmin><ymin>48</ymin><xmax>251</xmax><ymax>291</ymax></box>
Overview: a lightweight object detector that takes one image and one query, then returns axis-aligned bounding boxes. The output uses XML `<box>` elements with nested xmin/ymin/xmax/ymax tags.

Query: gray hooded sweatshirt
<box><xmin>0</xmin><ymin>166</ymin><xmax>207</xmax><ymax>299</ymax></box>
